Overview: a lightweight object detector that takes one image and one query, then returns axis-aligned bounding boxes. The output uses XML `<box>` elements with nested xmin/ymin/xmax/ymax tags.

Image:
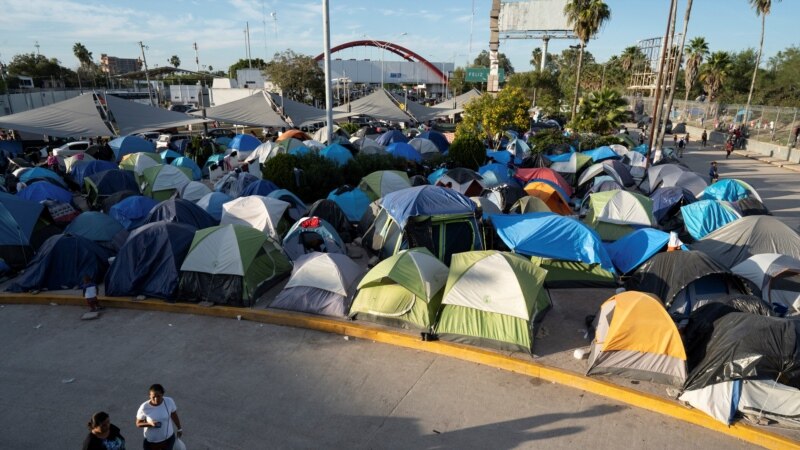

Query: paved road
<box><xmin>0</xmin><ymin>305</ymin><xmax>753</xmax><ymax>450</ymax></box>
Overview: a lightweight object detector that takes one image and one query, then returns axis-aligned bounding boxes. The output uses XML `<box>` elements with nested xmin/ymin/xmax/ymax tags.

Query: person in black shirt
<box><xmin>82</xmin><ymin>411</ymin><xmax>125</xmax><ymax>450</ymax></box>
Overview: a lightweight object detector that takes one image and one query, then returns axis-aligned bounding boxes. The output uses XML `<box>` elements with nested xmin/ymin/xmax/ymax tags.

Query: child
<box><xmin>82</xmin><ymin>275</ymin><xmax>101</xmax><ymax>312</ymax></box>
<box><xmin>708</xmin><ymin>161</ymin><xmax>719</xmax><ymax>184</ymax></box>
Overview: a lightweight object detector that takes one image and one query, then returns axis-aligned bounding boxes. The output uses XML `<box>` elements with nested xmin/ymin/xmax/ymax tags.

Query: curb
<box><xmin>3</xmin><ymin>293</ymin><xmax>798</xmax><ymax>449</ymax></box>
<box><xmin>733</xmin><ymin>150</ymin><xmax>800</xmax><ymax>172</ymax></box>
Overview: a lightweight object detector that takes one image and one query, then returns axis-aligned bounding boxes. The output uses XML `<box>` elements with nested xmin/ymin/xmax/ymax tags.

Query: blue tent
<box><xmin>196</xmin><ymin>192</ymin><xmax>232</xmax><ymax>221</ymax></box>
<box><xmin>170</xmin><ymin>139</ymin><xmax>189</xmax><ymax>153</ymax></box>
<box><xmin>144</xmin><ymin>198</ymin><xmax>218</xmax><ymax>229</ymax></box>
<box><xmin>105</xmin><ymin>222</ymin><xmax>196</xmax><ymax>299</ymax></box>
<box><xmin>65</xmin><ymin>212</ymin><xmax>127</xmax><ymax>248</ymax></box>
<box><xmin>0</xmin><ymin>193</ymin><xmax>43</xmax><ymax>268</ymax></box>
<box><xmin>427</xmin><ymin>167</ymin><xmax>447</xmax><ymax>185</ymax></box>
<box><xmin>109</xmin><ymin>135</ymin><xmax>155</xmax><ymax>162</ymax></box>
<box><xmin>376</xmin><ymin>129</ymin><xmax>408</xmax><ymax>146</ymax></box>
<box><xmin>632</xmin><ymin>144</ymin><xmax>648</xmax><ymax>155</ymax></box>
<box><xmin>214</xmin><ymin>136</ymin><xmax>232</xmax><ymax>147</ymax></box>
<box><xmin>492</xmin><ymin>212</ymin><xmax>615</xmax><ymax>272</ymax></box>
<box><xmin>681</xmin><ymin>200</ymin><xmax>741</xmax><ymax>240</ymax></box>
<box><xmin>171</xmin><ymin>156</ymin><xmax>202</xmax><ymax>181</ymax></box>
<box><xmin>417</xmin><ymin>130</ymin><xmax>449</xmax><ymax>153</ymax></box>
<box><xmin>545</xmin><ymin>152</ymin><xmax>573</xmax><ymax>163</ymax></box>
<box><xmin>701</xmin><ymin>179</ymin><xmax>752</xmax><ymax>202</ymax></box>
<box><xmin>479</xmin><ymin>163</ymin><xmax>513</xmax><ymax>187</ymax></box>
<box><xmin>70</xmin><ymin>160</ymin><xmax>117</xmax><ymax>187</ymax></box>
<box><xmin>582</xmin><ymin>146</ymin><xmax>621</xmax><ymax>163</ymax></box>
<box><xmin>0</xmin><ymin>140</ymin><xmax>22</xmax><ymax>155</ymax></box>
<box><xmin>282</xmin><ymin>216</ymin><xmax>347</xmax><ymax>261</ymax></box>
<box><xmin>241</xmin><ymin>179</ymin><xmax>279</xmax><ymax>197</ymax></box>
<box><xmin>160</xmin><ymin>149</ymin><xmax>182</xmax><ymax>163</ymax></box>
<box><xmin>19</xmin><ymin>167</ymin><xmax>65</xmax><ymax>187</ymax></box>
<box><xmin>651</xmin><ymin>186</ymin><xmax>697</xmax><ymax>223</ymax></box>
<box><xmin>485</xmin><ymin>149</ymin><xmax>519</xmax><ymax>166</ymax></box>
<box><xmin>605</xmin><ymin>228</ymin><xmax>670</xmax><ymax>274</ymax></box>
<box><xmin>267</xmin><ymin>189</ymin><xmax>308</xmax><ymax>221</ymax></box>
<box><xmin>320</xmin><ymin>143</ymin><xmax>353</xmax><ymax>166</ymax></box>
<box><xmin>17</xmin><ymin>182</ymin><xmax>73</xmax><ymax>204</ymax></box>
<box><xmin>386</xmin><ymin>142</ymin><xmax>422</xmax><ymax>163</ymax></box>
<box><xmin>228</xmin><ymin>134</ymin><xmax>261</xmax><ymax>152</ymax></box>
<box><xmin>214</xmin><ymin>172</ymin><xmax>259</xmax><ymax>198</ymax></box>
<box><xmin>288</xmin><ymin>145</ymin><xmax>312</xmax><ymax>156</ymax></box>
<box><xmin>6</xmin><ymin>234</ymin><xmax>113</xmax><ymax>292</ymax></box>
<box><xmin>328</xmin><ymin>186</ymin><xmax>371</xmax><ymax>222</ymax></box>
<box><xmin>109</xmin><ymin>195</ymin><xmax>159</xmax><ymax>230</ymax></box>
<box><xmin>381</xmin><ymin>185</ymin><xmax>476</xmax><ymax>228</ymax></box>
<box><xmin>84</xmin><ymin>170</ymin><xmax>139</xmax><ymax>205</ymax></box>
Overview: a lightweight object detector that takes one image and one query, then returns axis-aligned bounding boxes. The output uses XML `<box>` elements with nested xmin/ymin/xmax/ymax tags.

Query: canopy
<box><xmin>429</xmin><ymin>89</ymin><xmax>482</xmax><ymax>116</ymax></box>
<box><xmin>105</xmin><ymin>94</ymin><xmax>207</xmax><ymax>135</ymax></box>
<box><xmin>333</xmin><ymin>89</ymin><xmax>414</xmax><ymax>123</ymax></box>
<box><xmin>267</xmin><ymin>92</ymin><xmax>326</xmax><ymax>126</ymax></box>
<box><xmin>0</xmin><ymin>93</ymin><xmax>113</xmax><ymax>138</ymax></box>
<box><xmin>199</xmin><ymin>91</ymin><xmax>289</xmax><ymax>128</ymax></box>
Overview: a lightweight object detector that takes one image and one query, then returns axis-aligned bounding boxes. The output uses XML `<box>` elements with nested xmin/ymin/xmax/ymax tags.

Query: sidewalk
<box><xmin>734</xmin><ymin>148</ymin><xmax>800</xmax><ymax>172</ymax></box>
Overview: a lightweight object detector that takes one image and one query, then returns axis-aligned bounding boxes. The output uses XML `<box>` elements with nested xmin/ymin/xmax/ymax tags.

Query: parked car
<box><xmin>203</xmin><ymin>128</ymin><xmax>236</xmax><ymax>139</ymax></box>
<box><xmin>52</xmin><ymin>141</ymin><xmax>91</xmax><ymax>157</ymax></box>
<box><xmin>167</xmin><ymin>104</ymin><xmax>196</xmax><ymax>113</ymax></box>
<box><xmin>156</xmin><ymin>133</ymin><xmax>190</xmax><ymax>150</ymax></box>
<box><xmin>135</xmin><ymin>132</ymin><xmax>161</xmax><ymax>144</ymax></box>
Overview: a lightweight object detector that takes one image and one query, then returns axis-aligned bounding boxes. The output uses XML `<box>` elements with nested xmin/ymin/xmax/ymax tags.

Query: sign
<box><xmin>465</xmin><ymin>68</ymin><xmax>505</xmax><ymax>83</ymax></box>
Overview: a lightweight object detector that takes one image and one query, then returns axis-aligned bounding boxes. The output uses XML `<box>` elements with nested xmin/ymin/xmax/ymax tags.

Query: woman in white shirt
<box><xmin>135</xmin><ymin>384</ymin><xmax>183</xmax><ymax>450</ymax></box>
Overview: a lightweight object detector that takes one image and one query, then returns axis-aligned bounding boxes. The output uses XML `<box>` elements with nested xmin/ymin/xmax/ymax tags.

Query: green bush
<box><xmin>527</xmin><ymin>129</ymin><xmax>572</xmax><ymax>154</ymax></box>
<box><xmin>262</xmin><ymin>153</ymin><xmax>299</xmax><ymax>191</ymax></box>
<box><xmin>594</xmin><ymin>135</ymin><xmax>625</xmax><ymax>148</ymax></box>
<box><xmin>339</xmin><ymin>122</ymin><xmax>360</xmax><ymax>135</ymax></box>
<box><xmin>448</xmin><ymin>135</ymin><xmax>485</xmax><ymax>170</ymax></box>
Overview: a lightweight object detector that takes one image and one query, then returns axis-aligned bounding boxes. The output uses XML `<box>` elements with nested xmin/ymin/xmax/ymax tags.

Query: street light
<box><xmin>363</xmin><ymin>32</ymin><xmax>406</xmax><ymax>90</ymax></box>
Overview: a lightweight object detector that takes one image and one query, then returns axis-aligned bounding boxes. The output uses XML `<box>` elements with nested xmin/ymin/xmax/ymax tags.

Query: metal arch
<box><xmin>314</xmin><ymin>40</ymin><xmax>447</xmax><ymax>83</ymax></box>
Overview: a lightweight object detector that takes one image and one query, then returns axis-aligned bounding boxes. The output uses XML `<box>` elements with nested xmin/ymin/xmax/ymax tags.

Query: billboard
<box><xmin>498</xmin><ymin>0</ymin><xmax>575</xmax><ymax>35</ymax></box>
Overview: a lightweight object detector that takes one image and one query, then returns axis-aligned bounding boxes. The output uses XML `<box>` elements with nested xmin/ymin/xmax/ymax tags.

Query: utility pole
<box><xmin>645</xmin><ymin>0</ymin><xmax>677</xmax><ymax>169</ymax></box>
<box><xmin>193</xmin><ymin>42</ymin><xmax>200</xmax><ymax>72</ymax></box>
<box><xmin>138</xmin><ymin>41</ymin><xmax>155</xmax><ymax>106</ymax></box>
<box><xmin>34</xmin><ymin>41</ymin><xmax>40</xmax><ymax>56</ymax></box>
<box><xmin>245</xmin><ymin>22</ymin><xmax>252</xmax><ymax>69</ymax></box>
<box><xmin>322</xmin><ymin>0</ymin><xmax>333</xmax><ymax>144</ymax></box>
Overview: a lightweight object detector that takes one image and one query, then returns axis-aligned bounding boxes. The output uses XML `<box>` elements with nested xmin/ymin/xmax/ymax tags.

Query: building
<box><xmin>100</xmin><ymin>54</ymin><xmax>142</xmax><ymax>75</ymax></box>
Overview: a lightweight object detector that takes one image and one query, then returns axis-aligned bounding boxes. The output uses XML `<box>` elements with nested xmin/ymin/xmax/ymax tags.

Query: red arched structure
<box><xmin>313</xmin><ymin>40</ymin><xmax>447</xmax><ymax>83</ymax></box>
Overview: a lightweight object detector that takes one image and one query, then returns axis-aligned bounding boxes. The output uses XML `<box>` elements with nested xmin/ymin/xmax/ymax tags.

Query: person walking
<box><xmin>701</xmin><ymin>130</ymin><xmax>708</xmax><ymax>147</ymax></box>
<box><xmin>83</xmin><ymin>412</ymin><xmax>125</xmax><ymax>450</ymax></box>
<box><xmin>136</xmin><ymin>384</ymin><xmax>183</xmax><ymax>450</ymax></box>
<box><xmin>82</xmin><ymin>275</ymin><xmax>101</xmax><ymax>312</ymax></box>
<box><xmin>678</xmin><ymin>137</ymin><xmax>685</xmax><ymax>158</ymax></box>
<box><xmin>708</xmin><ymin>161</ymin><xmax>719</xmax><ymax>184</ymax></box>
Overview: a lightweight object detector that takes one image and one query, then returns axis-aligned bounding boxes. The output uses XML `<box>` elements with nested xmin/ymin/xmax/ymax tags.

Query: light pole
<box><xmin>363</xmin><ymin>32</ymin><xmax>406</xmax><ymax>90</ymax></box>
<box><xmin>138</xmin><ymin>41</ymin><xmax>155</xmax><ymax>106</ymax></box>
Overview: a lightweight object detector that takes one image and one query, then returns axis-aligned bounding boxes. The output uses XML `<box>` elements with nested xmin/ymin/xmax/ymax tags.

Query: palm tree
<box><xmin>683</xmin><ymin>37</ymin><xmax>709</xmax><ymax>104</ymax></box>
<box><xmin>530</xmin><ymin>48</ymin><xmax>543</xmax><ymax>70</ymax></box>
<box><xmin>72</xmin><ymin>42</ymin><xmax>93</xmax><ymax>69</ymax></box>
<box><xmin>620</xmin><ymin>46</ymin><xmax>641</xmax><ymax>72</ymax></box>
<box><xmin>169</xmin><ymin>55</ymin><xmax>181</xmax><ymax>68</ymax></box>
<box><xmin>744</xmin><ymin>0</ymin><xmax>780</xmax><ymax>126</ymax></box>
<box><xmin>576</xmin><ymin>88</ymin><xmax>628</xmax><ymax>134</ymax></box>
<box><xmin>564</xmin><ymin>0</ymin><xmax>611</xmax><ymax>123</ymax></box>
<box><xmin>699</xmin><ymin>51</ymin><xmax>733</xmax><ymax>103</ymax></box>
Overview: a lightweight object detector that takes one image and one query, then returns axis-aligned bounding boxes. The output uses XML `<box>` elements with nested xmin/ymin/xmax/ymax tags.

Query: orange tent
<box><xmin>524</xmin><ymin>181</ymin><xmax>572</xmax><ymax>215</ymax></box>
<box><xmin>515</xmin><ymin>167</ymin><xmax>573</xmax><ymax>197</ymax></box>
<box><xmin>277</xmin><ymin>129</ymin><xmax>311</xmax><ymax>142</ymax></box>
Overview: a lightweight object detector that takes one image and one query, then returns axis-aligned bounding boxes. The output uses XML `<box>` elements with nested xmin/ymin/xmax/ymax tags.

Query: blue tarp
<box><xmin>105</xmin><ymin>222</ymin><xmax>196</xmax><ymax>299</ymax></box>
<box><xmin>545</xmin><ymin>152</ymin><xmax>573</xmax><ymax>163</ymax></box>
<box><xmin>320</xmin><ymin>143</ymin><xmax>353</xmax><ymax>166</ymax></box>
<box><xmin>196</xmin><ymin>192</ymin><xmax>232</xmax><ymax>221</ymax></box>
<box><xmin>651</xmin><ymin>186</ymin><xmax>697</xmax><ymax>222</ymax></box>
<box><xmin>376</xmin><ymin>129</ymin><xmax>408</xmax><ymax>146</ymax></box>
<box><xmin>17</xmin><ymin>182</ymin><xmax>72</xmax><ymax>204</ymax></box>
<box><xmin>701</xmin><ymin>179</ymin><xmax>751</xmax><ymax>202</ymax></box>
<box><xmin>109</xmin><ymin>135</ymin><xmax>155</xmax><ymax>161</ymax></box>
<box><xmin>241</xmin><ymin>180</ymin><xmax>279</xmax><ymax>197</ymax></box>
<box><xmin>605</xmin><ymin>228</ymin><xmax>670</xmax><ymax>274</ymax></box>
<box><xmin>65</xmin><ymin>212</ymin><xmax>126</xmax><ymax>244</ymax></box>
<box><xmin>228</xmin><ymin>134</ymin><xmax>261</xmax><ymax>152</ymax></box>
<box><xmin>6</xmin><ymin>234</ymin><xmax>113</xmax><ymax>292</ymax></box>
<box><xmin>681</xmin><ymin>200</ymin><xmax>741</xmax><ymax>240</ymax></box>
<box><xmin>387</xmin><ymin>142</ymin><xmax>422</xmax><ymax>163</ymax></box>
<box><xmin>109</xmin><ymin>196</ymin><xmax>159</xmax><ymax>230</ymax></box>
<box><xmin>328</xmin><ymin>186</ymin><xmax>371</xmax><ymax>222</ymax></box>
<box><xmin>492</xmin><ymin>212</ymin><xmax>615</xmax><ymax>272</ymax></box>
<box><xmin>381</xmin><ymin>185</ymin><xmax>475</xmax><ymax>228</ymax></box>
<box><xmin>417</xmin><ymin>130</ymin><xmax>449</xmax><ymax>153</ymax></box>
<box><xmin>145</xmin><ymin>198</ymin><xmax>218</xmax><ymax>229</ymax></box>
<box><xmin>70</xmin><ymin>160</ymin><xmax>117</xmax><ymax>187</ymax></box>
<box><xmin>171</xmin><ymin>156</ymin><xmax>202</xmax><ymax>181</ymax></box>
<box><xmin>19</xmin><ymin>167</ymin><xmax>65</xmax><ymax>187</ymax></box>
<box><xmin>582</xmin><ymin>146</ymin><xmax>621</xmax><ymax>163</ymax></box>
<box><xmin>479</xmin><ymin>163</ymin><xmax>512</xmax><ymax>187</ymax></box>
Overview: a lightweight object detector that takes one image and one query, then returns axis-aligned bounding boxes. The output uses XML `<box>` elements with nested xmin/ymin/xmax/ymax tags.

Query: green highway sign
<box><xmin>465</xmin><ymin>67</ymin><xmax>505</xmax><ymax>83</ymax></box>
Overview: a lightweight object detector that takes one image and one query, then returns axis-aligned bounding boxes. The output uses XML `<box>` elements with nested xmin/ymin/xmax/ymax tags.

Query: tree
<box><xmin>506</xmin><ymin>70</ymin><xmax>563</xmax><ymax>115</ymax></box>
<box><xmin>564</xmin><ymin>0</ymin><xmax>611</xmax><ymax>122</ymax></box>
<box><xmin>456</xmin><ymin>86</ymin><xmax>530</xmax><ymax>148</ymax></box>
<box><xmin>619</xmin><ymin>46</ymin><xmax>645</xmax><ymax>72</ymax></box>
<box><xmin>572</xmin><ymin>88</ymin><xmax>628</xmax><ymax>134</ymax></box>
<box><xmin>169</xmin><ymin>55</ymin><xmax>181</xmax><ymax>68</ymax></box>
<box><xmin>744</xmin><ymin>0</ymin><xmax>781</xmax><ymax>125</ymax></box>
<box><xmin>683</xmin><ymin>37</ymin><xmax>709</xmax><ymax>104</ymax></box>
<box><xmin>228</xmin><ymin>58</ymin><xmax>269</xmax><ymax>77</ymax></box>
<box><xmin>263</xmin><ymin>50</ymin><xmax>325</xmax><ymax>103</ymax></box>
<box><xmin>699</xmin><ymin>51</ymin><xmax>733</xmax><ymax>102</ymax></box>
<box><xmin>472</xmin><ymin>50</ymin><xmax>515</xmax><ymax>75</ymax></box>
<box><xmin>6</xmin><ymin>53</ymin><xmax>74</xmax><ymax>88</ymax></box>
<box><xmin>72</xmin><ymin>42</ymin><xmax>93</xmax><ymax>69</ymax></box>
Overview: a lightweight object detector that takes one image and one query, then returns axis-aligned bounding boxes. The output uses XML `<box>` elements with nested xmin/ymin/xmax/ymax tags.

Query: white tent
<box><xmin>220</xmin><ymin>195</ymin><xmax>290</xmax><ymax>240</ymax></box>
<box><xmin>731</xmin><ymin>253</ymin><xmax>800</xmax><ymax>311</ymax></box>
<box><xmin>179</xmin><ymin>181</ymin><xmax>212</xmax><ymax>203</ymax></box>
<box><xmin>408</xmin><ymin>137</ymin><xmax>440</xmax><ymax>156</ymax></box>
<box><xmin>680</xmin><ymin>379</ymin><xmax>800</xmax><ymax>425</ymax></box>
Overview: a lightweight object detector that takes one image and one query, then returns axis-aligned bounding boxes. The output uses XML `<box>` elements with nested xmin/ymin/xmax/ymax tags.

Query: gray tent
<box><xmin>266</xmin><ymin>92</ymin><xmax>326</xmax><ymax>127</ymax></box>
<box><xmin>199</xmin><ymin>91</ymin><xmax>289</xmax><ymax>127</ymax></box>
<box><xmin>0</xmin><ymin>93</ymin><xmax>114</xmax><ymax>137</ymax></box>
<box><xmin>692</xmin><ymin>216</ymin><xmax>800</xmax><ymax>269</ymax></box>
<box><xmin>106</xmin><ymin>95</ymin><xmax>208</xmax><ymax>135</ymax></box>
<box><xmin>334</xmin><ymin>89</ymin><xmax>414</xmax><ymax>123</ymax></box>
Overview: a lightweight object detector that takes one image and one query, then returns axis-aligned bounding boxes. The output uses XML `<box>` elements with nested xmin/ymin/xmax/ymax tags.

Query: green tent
<box><xmin>179</xmin><ymin>224</ymin><xmax>292</xmax><ymax>306</ymax></box>
<box><xmin>584</xmin><ymin>190</ymin><xmax>655</xmax><ymax>241</ymax></box>
<box><xmin>359</xmin><ymin>170</ymin><xmax>411</xmax><ymax>201</ymax></box>
<box><xmin>436</xmin><ymin>251</ymin><xmax>551</xmax><ymax>353</ymax></box>
<box><xmin>119</xmin><ymin>152</ymin><xmax>162</xmax><ymax>184</ymax></box>
<box><xmin>349</xmin><ymin>248</ymin><xmax>449</xmax><ymax>331</ymax></box>
<box><xmin>141</xmin><ymin>165</ymin><xmax>193</xmax><ymax>201</ymax></box>
<box><xmin>530</xmin><ymin>256</ymin><xmax>617</xmax><ymax>288</ymax></box>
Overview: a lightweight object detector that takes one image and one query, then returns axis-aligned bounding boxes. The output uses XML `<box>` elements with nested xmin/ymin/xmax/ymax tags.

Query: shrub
<box><xmin>527</xmin><ymin>129</ymin><xmax>572</xmax><ymax>154</ymax></box>
<box><xmin>339</xmin><ymin>122</ymin><xmax>360</xmax><ymax>135</ymax></box>
<box><xmin>448</xmin><ymin>135</ymin><xmax>485</xmax><ymax>170</ymax></box>
<box><xmin>262</xmin><ymin>153</ymin><xmax>299</xmax><ymax>191</ymax></box>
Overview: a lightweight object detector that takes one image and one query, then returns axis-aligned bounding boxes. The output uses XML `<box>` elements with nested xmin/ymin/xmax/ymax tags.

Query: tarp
<box><xmin>380</xmin><ymin>185</ymin><xmax>475</xmax><ymax>228</ymax></box>
<box><xmin>389</xmin><ymin>92</ymin><xmax>443</xmax><ymax>122</ymax></box>
<box><xmin>605</xmin><ymin>228</ymin><xmax>670</xmax><ymax>274</ymax></box>
<box><xmin>333</xmin><ymin>89</ymin><xmax>414</xmax><ymax>123</ymax></box>
<box><xmin>692</xmin><ymin>216</ymin><xmax>800</xmax><ymax>268</ymax></box>
<box><xmin>429</xmin><ymin>88</ymin><xmax>482</xmax><ymax>116</ymax></box>
<box><xmin>198</xmin><ymin>92</ymin><xmax>289</xmax><ymax>128</ymax></box>
<box><xmin>105</xmin><ymin>94</ymin><xmax>208</xmax><ymax>135</ymax></box>
<box><xmin>582</xmin><ymin>146</ymin><xmax>621</xmax><ymax>163</ymax></box>
<box><xmin>267</xmin><ymin>92</ymin><xmax>326</xmax><ymax>126</ymax></box>
<box><xmin>0</xmin><ymin>93</ymin><xmax>114</xmax><ymax>138</ymax></box>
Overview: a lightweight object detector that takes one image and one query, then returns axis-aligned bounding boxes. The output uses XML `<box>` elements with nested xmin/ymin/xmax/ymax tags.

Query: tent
<box><xmin>364</xmin><ymin>185</ymin><xmax>482</xmax><ymax>265</ymax></box>
<box><xmin>646</xmin><ymin>164</ymin><xmax>686</xmax><ymax>194</ymax></box>
<box><xmin>179</xmin><ymin>224</ymin><xmax>292</xmax><ymax>306</ymax></box>
<box><xmin>478</xmin><ymin>163</ymin><xmax>513</xmax><ymax>188</ymax></box>
<box><xmin>178</xmin><ymin>181</ymin><xmax>212</xmax><ymax>203</ymax></box>
<box><xmin>691</xmin><ymin>216</ymin><xmax>800</xmax><ymax>269</ymax></box>
<box><xmin>144</xmin><ymin>198</ymin><xmax>218</xmax><ymax>229</ymax></box>
<box><xmin>584</xmin><ymin>190</ymin><xmax>655</xmax><ymax>241</ymax></box>
<box><xmin>601</xmin><ymin>160</ymin><xmax>635</xmax><ymax>188</ymax></box>
<box><xmin>701</xmin><ymin>179</ymin><xmax>762</xmax><ymax>203</ymax></box>
<box><xmin>101</xmin><ymin>190</ymin><xmax>137</xmax><ymax>213</ymax></box>
<box><xmin>308</xmin><ymin>199</ymin><xmax>355</xmax><ymax>243</ymax></box>
<box><xmin>587</xmin><ymin>291</ymin><xmax>687</xmax><ymax>386</ymax></box>
<box><xmin>386</xmin><ymin>142</ymin><xmax>422</xmax><ymax>162</ymax></box>
<box><xmin>64</xmin><ymin>211</ymin><xmax>128</xmax><ymax>250</ymax></box>
<box><xmin>268</xmin><ymin>189</ymin><xmax>308</xmax><ymax>221</ymax></box>
<box><xmin>159</xmin><ymin>149</ymin><xmax>182</xmax><ymax>164</ymax></box>
<box><xmin>220</xmin><ymin>195</ymin><xmax>290</xmax><ymax>240</ymax></box>
<box><xmin>276</xmin><ymin>129</ymin><xmax>311</xmax><ymax>142</ymax></box>
<box><xmin>515</xmin><ymin>168</ymin><xmax>573</xmax><ymax>197</ymax></box>
<box><xmin>349</xmin><ymin>248</ymin><xmax>449</xmax><ymax>331</ymax></box>
<box><xmin>282</xmin><ymin>216</ymin><xmax>346</xmax><ymax>262</ymax></box>
<box><xmin>141</xmin><ymin>165</ymin><xmax>192</xmax><ymax>201</ymax></box>
<box><xmin>506</xmin><ymin>138</ymin><xmax>530</xmax><ymax>160</ymax></box>
<box><xmin>228</xmin><ymin>134</ymin><xmax>262</xmax><ymax>153</ymax></box>
<box><xmin>650</xmin><ymin>186</ymin><xmax>697</xmax><ymax>228</ymax></box>
<box><xmin>417</xmin><ymin>130</ymin><xmax>449</xmax><ymax>153</ymax></box>
<box><xmin>241</xmin><ymin>179</ymin><xmax>279</xmax><ymax>197</ymax></box>
<box><xmin>328</xmin><ymin>186</ymin><xmax>371</xmax><ymax>223</ymax></box>
<box><xmin>349</xmin><ymin>137</ymin><xmax>386</xmax><ymax>155</ymax></box>
<box><xmin>731</xmin><ymin>254</ymin><xmax>800</xmax><ymax>311</ymax></box>
<box><xmin>6</xmin><ymin>234</ymin><xmax>113</xmax><ymax>292</ymax></box>
<box><xmin>625</xmin><ymin>250</ymin><xmax>749</xmax><ymax>314</ymax></box>
<box><xmin>195</xmin><ymin>192</ymin><xmax>232</xmax><ymax>222</ymax></box>
<box><xmin>0</xmin><ymin>193</ymin><xmax>46</xmax><ymax>269</ymax></box>
<box><xmin>245</xmin><ymin>141</ymin><xmax>281</xmax><ymax>164</ymax></box>
<box><xmin>408</xmin><ymin>137</ymin><xmax>441</xmax><ymax>157</ymax></box>
<box><xmin>104</xmin><ymin>222</ymin><xmax>196</xmax><ymax>299</ymax></box>
<box><xmin>426</xmin><ymin>167</ymin><xmax>447</xmax><ymax>185</ymax></box>
<box><xmin>656</xmin><ymin>170</ymin><xmax>707</xmax><ymax>197</ymax></box>
<box><xmin>509</xmin><ymin>196</ymin><xmax>551</xmax><ymax>214</ymax></box>
<box><xmin>582</xmin><ymin>146</ymin><xmax>621</xmax><ymax>163</ymax></box>
<box><xmin>358</xmin><ymin>170</ymin><xmax>411</xmax><ymax>201</ymax></box>
<box><xmin>171</xmin><ymin>157</ymin><xmax>202</xmax><ymax>181</ymax></box>
<box><xmin>681</xmin><ymin>200</ymin><xmax>741</xmax><ymax>241</ymax></box>
<box><xmin>605</xmin><ymin>228</ymin><xmax>670</xmax><ymax>274</ymax></box>
<box><xmin>0</xmin><ymin>93</ymin><xmax>114</xmax><ymax>138</ymax></box>
<box><xmin>270</xmin><ymin>252</ymin><xmax>363</xmax><ymax>317</ymax></box>
<box><xmin>119</xmin><ymin>152</ymin><xmax>162</xmax><ymax>182</ymax></box>
<box><xmin>109</xmin><ymin>135</ymin><xmax>155</xmax><ymax>162</ymax></box>
<box><xmin>64</xmin><ymin>153</ymin><xmax>95</xmax><ymax>174</ymax></box>
<box><xmin>549</xmin><ymin>152</ymin><xmax>592</xmax><ymax>186</ymax></box>
<box><xmin>523</xmin><ymin>181</ymin><xmax>573</xmax><ymax>215</ymax></box>
<box><xmin>376</xmin><ymin>129</ymin><xmax>409</xmax><ymax>146</ymax></box>
<box><xmin>735</xmin><ymin>197</ymin><xmax>770</xmax><ymax>217</ymax></box>
<box><xmin>198</xmin><ymin>91</ymin><xmax>289</xmax><ymax>128</ymax></box>
<box><xmin>16</xmin><ymin>182</ymin><xmax>72</xmax><ymax>204</ymax></box>
<box><xmin>320</xmin><ymin>143</ymin><xmax>353</xmax><ymax>166</ymax></box>
<box><xmin>69</xmin><ymin>160</ymin><xmax>118</xmax><ymax>188</ymax></box>
<box><xmin>435</xmin><ymin>168</ymin><xmax>485</xmax><ymax>197</ymax></box>
<box><xmin>622</xmin><ymin>150</ymin><xmax>647</xmax><ymax>178</ymax></box>
<box><xmin>18</xmin><ymin>167</ymin><xmax>66</xmax><ymax>188</ymax></box>
<box><xmin>435</xmin><ymin>251</ymin><xmax>551</xmax><ymax>353</ymax></box>
<box><xmin>108</xmin><ymin>195</ymin><xmax>158</xmax><ymax>230</ymax></box>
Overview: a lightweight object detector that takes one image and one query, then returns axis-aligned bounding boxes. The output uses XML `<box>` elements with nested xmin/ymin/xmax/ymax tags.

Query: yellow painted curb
<box><xmin>2</xmin><ymin>293</ymin><xmax>797</xmax><ymax>449</ymax></box>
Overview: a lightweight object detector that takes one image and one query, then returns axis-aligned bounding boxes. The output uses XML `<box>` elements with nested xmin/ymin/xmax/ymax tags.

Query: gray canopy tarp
<box><xmin>388</xmin><ymin>93</ymin><xmax>443</xmax><ymax>123</ymax></box>
<box><xmin>429</xmin><ymin>88</ymin><xmax>482</xmax><ymax>117</ymax></box>
<box><xmin>334</xmin><ymin>89</ymin><xmax>415</xmax><ymax>123</ymax></box>
<box><xmin>0</xmin><ymin>93</ymin><xmax>114</xmax><ymax>138</ymax></box>
<box><xmin>267</xmin><ymin>92</ymin><xmax>326</xmax><ymax>127</ymax></box>
<box><xmin>106</xmin><ymin>94</ymin><xmax>209</xmax><ymax>135</ymax></box>
<box><xmin>196</xmin><ymin>91</ymin><xmax>289</xmax><ymax>128</ymax></box>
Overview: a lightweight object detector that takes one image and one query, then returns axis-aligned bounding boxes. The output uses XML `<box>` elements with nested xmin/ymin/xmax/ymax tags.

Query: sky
<box><xmin>1</xmin><ymin>0</ymin><xmax>798</xmax><ymax>75</ymax></box>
